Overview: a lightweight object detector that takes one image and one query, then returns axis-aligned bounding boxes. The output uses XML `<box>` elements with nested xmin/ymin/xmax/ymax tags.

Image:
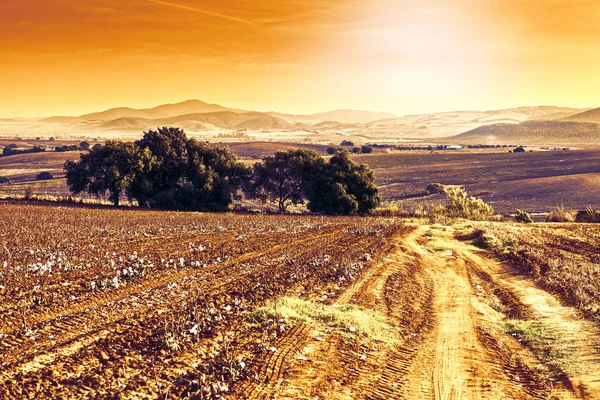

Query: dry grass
<box><xmin>252</xmin><ymin>296</ymin><xmax>398</xmax><ymax>345</ymax></box>
<box><xmin>545</xmin><ymin>204</ymin><xmax>575</xmax><ymax>222</ymax></box>
<box><xmin>502</xmin><ymin>319</ymin><xmax>576</xmax><ymax>378</ymax></box>
<box><xmin>476</xmin><ymin>223</ymin><xmax>600</xmax><ymax>320</ymax></box>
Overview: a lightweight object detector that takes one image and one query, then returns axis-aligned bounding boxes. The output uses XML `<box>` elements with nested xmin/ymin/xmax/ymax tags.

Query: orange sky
<box><xmin>1</xmin><ymin>0</ymin><xmax>599</xmax><ymax>117</ymax></box>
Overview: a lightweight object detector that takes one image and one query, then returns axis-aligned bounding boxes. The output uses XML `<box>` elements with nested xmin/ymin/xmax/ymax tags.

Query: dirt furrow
<box><xmin>0</xmin><ymin>231</ymin><xmax>343</xmax><ymax>377</ymax></box>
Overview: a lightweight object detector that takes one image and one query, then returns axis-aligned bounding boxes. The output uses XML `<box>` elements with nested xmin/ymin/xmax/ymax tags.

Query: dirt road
<box><xmin>240</xmin><ymin>225</ymin><xmax>600</xmax><ymax>399</ymax></box>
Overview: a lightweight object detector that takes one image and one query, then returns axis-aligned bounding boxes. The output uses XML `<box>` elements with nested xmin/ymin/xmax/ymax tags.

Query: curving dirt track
<box><xmin>239</xmin><ymin>225</ymin><xmax>600</xmax><ymax>400</ymax></box>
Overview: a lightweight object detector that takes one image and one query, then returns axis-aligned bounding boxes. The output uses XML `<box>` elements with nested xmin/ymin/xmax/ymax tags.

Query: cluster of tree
<box><xmin>250</xmin><ymin>148</ymin><xmax>380</xmax><ymax>214</ymax></box>
<box><xmin>64</xmin><ymin>127</ymin><xmax>380</xmax><ymax>214</ymax></box>
<box><xmin>368</xmin><ymin>143</ymin><xmax>525</xmax><ymax>151</ymax></box>
<box><xmin>2</xmin><ymin>145</ymin><xmax>46</xmax><ymax>157</ymax></box>
<box><xmin>55</xmin><ymin>141</ymin><xmax>91</xmax><ymax>152</ymax></box>
<box><xmin>326</xmin><ymin>145</ymin><xmax>373</xmax><ymax>155</ymax></box>
<box><xmin>511</xmin><ymin>146</ymin><xmax>529</xmax><ymax>153</ymax></box>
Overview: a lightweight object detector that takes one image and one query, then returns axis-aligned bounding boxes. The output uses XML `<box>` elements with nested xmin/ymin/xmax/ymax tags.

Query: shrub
<box><xmin>340</xmin><ymin>140</ymin><xmax>354</xmax><ymax>146</ymax></box>
<box><xmin>442</xmin><ymin>186</ymin><xmax>495</xmax><ymax>220</ymax></box>
<box><xmin>351</xmin><ymin>147</ymin><xmax>361</xmax><ymax>154</ymax></box>
<box><xmin>360</xmin><ymin>145</ymin><xmax>373</xmax><ymax>154</ymax></box>
<box><xmin>326</xmin><ymin>147</ymin><xmax>337</xmax><ymax>155</ymax></box>
<box><xmin>36</xmin><ymin>171</ymin><xmax>54</xmax><ymax>180</ymax></box>
<box><xmin>515</xmin><ymin>209</ymin><xmax>533</xmax><ymax>223</ymax></box>
<box><xmin>0</xmin><ymin>176</ymin><xmax>11</xmax><ymax>184</ymax></box>
<box><xmin>575</xmin><ymin>207</ymin><xmax>600</xmax><ymax>223</ymax></box>
<box><xmin>370</xmin><ymin>201</ymin><xmax>413</xmax><ymax>217</ymax></box>
<box><xmin>425</xmin><ymin>182</ymin><xmax>445</xmax><ymax>194</ymax></box>
<box><xmin>545</xmin><ymin>205</ymin><xmax>575</xmax><ymax>222</ymax></box>
<box><xmin>513</xmin><ymin>146</ymin><xmax>526</xmax><ymax>153</ymax></box>
<box><xmin>24</xmin><ymin>186</ymin><xmax>34</xmax><ymax>200</ymax></box>
<box><xmin>467</xmin><ymin>227</ymin><xmax>519</xmax><ymax>255</ymax></box>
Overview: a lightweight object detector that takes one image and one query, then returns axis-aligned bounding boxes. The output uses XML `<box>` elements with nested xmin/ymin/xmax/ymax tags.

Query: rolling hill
<box><xmin>99</xmin><ymin>111</ymin><xmax>300</xmax><ymax>131</ymax></box>
<box><xmin>43</xmin><ymin>100</ymin><xmax>241</xmax><ymax>123</ymax></box>
<box><xmin>451</xmin><ymin>120</ymin><xmax>600</xmax><ymax>145</ymax></box>
<box><xmin>269</xmin><ymin>109</ymin><xmax>397</xmax><ymax>124</ymax></box>
<box><xmin>563</xmin><ymin>107</ymin><xmax>600</xmax><ymax>123</ymax></box>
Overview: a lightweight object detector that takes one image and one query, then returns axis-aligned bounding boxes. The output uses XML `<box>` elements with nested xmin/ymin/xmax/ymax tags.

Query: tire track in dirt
<box><xmin>266</xmin><ymin>225</ymin><xmax>556</xmax><ymax>400</ymax></box>
<box><xmin>239</xmin><ymin>228</ymin><xmax>423</xmax><ymax>400</ymax></box>
<box><xmin>458</xmin><ymin>245</ymin><xmax>600</xmax><ymax>399</ymax></box>
<box><xmin>238</xmin><ymin>324</ymin><xmax>312</xmax><ymax>399</ymax></box>
<box><xmin>394</xmin><ymin>227</ymin><xmax>552</xmax><ymax>400</ymax></box>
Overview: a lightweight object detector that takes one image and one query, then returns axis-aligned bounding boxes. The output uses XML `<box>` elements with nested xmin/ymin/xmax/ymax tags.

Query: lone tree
<box><xmin>361</xmin><ymin>145</ymin><xmax>373</xmax><ymax>154</ymax></box>
<box><xmin>79</xmin><ymin>141</ymin><xmax>90</xmax><ymax>151</ymax></box>
<box><xmin>36</xmin><ymin>171</ymin><xmax>54</xmax><ymax>180</ymax></box>
<box><xmin>248</xmin><ymin>149</ymin><xmax>324</xmax><ymax>213</ymax></box>
<box><xmin>65</xmin><ymin>141</ymin><xmax>146</xmax><ymax>206</ymax></box>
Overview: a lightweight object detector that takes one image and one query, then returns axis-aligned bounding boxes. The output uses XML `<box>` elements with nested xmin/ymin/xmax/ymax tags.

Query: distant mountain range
<box><xmin>40</xmin><ymin>100</ymin><xmax>397</xmax><ymax>131</ymax></box>
<box><xmin>1</xmin><ymin>100</ymin><xmax>599</xmax><ymax>144</ymax></box>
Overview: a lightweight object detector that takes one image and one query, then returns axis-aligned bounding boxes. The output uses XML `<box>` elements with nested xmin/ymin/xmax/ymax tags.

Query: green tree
<box><xmin>150</xmin><ymin>139</ymin><xmax>250</xmax><ymax>211</ymax></box>
<box><xmin>249</xmin><ymin>149</ymin><xmax>324</xmax><ymax>213</ymax></box>
<box><xmin>64</xmin><ymin>141</ymin><xmax>146</xmax><ymax>206</ymax></box>
<box><xmin>129</xmin><ymin>127</ymin><xmax>189</xmax><ymax>206</ymax></box>
<box><xmin>36</xmin><ymin>171</ymin><xmax>53</xmax><ymax>180</ymax></box>
<box><xmin>308</xmin><ymin>150</ymin><xmax>380</xmax><ymax>214</ymax></box>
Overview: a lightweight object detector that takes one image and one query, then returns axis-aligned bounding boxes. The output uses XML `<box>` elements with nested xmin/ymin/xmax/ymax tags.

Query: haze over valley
<box><xmin>1</xmin><ymin>100</ymin><xmax>598</xmax><ymax>146</ymax></box>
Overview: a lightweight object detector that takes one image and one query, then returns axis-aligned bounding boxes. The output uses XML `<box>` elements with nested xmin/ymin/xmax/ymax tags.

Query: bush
<box><xmin>340</xmin><ymin>140</ymin><xmax>354</xmax><ymax>147</ymax></box>
<box><xmin>513</xmin><ymin>146</ymin><xmax>526</xmax><ymax>153</ymax></box>
<box><xmin>442</xmin><ymin>186</ymin><xmax>495</xmax><ymax>220</ymax></box>
<box><xmin>360</xmin><ymin>145</ymin><xmax>373</xmax><ymax>154</ymax></box>
<box><xmin>467</xmin><ymin>228</ymin><xmax>519</xmax><ymax>255</ymax></box>
<box><xmin>36</xmin><ymin>171</ymin><xmax>54</xmax><ymax>180</ymax></box>
<box><xmin>370</xmin><ymin>202</ymin><xmax>413</xmax><ymax>217</ymax></box>
<box><xmin>326</xmin><ymin>147</ymin><xmax>337</xmax><ymax>155</ymax></box>
<box><xmin>351</xmin><ymin>147</ymin><xmax>361</xmax><ymax>154</ymax></box>
<box><xmin>24</xmin><ymin>186</ymin><xmax>34</xmax><ymax>200</ymax></box>
<box><xmin>575</xmin><ymin>207</ymin><xmax>600</xmax><ymax>223</ymax></box>
<box><xmin>515</xmin><ymin>209</ymin><xmax>533</xmax><ymax>223</ymax></box>
<box><xmin>545</xmin><ymin>205</ymin><xmax>575</xmax><ymax>222</ymax></box>
<box><xmin>0</xmin><ymin>176</ymin><xmax>11</xmax><ymax>184</ymax></box>
<box><xmin>425</xmin><ymin>182</ymin><xmax>445</xmax><ymax>194</ymax></box>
